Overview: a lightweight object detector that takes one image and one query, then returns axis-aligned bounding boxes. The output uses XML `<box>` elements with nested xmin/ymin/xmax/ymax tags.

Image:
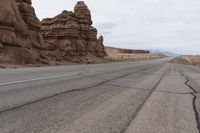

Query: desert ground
<box><xmin>105</xmin><ymin>46</ymin><xmax>166</xmax><ymax>61</ymax></box>
<box><xmin>171</xmin><ymin>55</ymin><xmax>200</xmax><ymax>66</ymax></box>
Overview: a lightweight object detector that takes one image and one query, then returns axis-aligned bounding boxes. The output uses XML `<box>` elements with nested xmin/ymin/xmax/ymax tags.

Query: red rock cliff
<box><xmin>0</xmin><ymin>0</ymin><xmax>107</xmax><ymax>65</ymax></box>
<box><xmin>41</xmin><ymin>1</ymin><xmax>107</xmax><ymax>58</ymax></box>
<box><xmin>0</xmin><ymin>0</ymin><xmax>45</xmax><ymax>64</ymax></box>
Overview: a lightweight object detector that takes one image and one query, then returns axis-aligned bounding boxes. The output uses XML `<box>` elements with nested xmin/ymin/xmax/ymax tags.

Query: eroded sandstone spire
<box><xmin>0</xmin><ymin>0</ymin><xmax>107</xmax><ymax>65</ymax></box>
<box><xmin>0</xmin><ymin>0</ymin><xmax>46</xmax><ymax>64</ymax></box>
<box><xmin>41</xmin><ymin>1</ymin><xmax>107</xmax><ymax>57</ymax></box>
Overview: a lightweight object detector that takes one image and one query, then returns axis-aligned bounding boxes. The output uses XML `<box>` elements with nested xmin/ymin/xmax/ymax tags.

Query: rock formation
<box><xmin>0</xmin><ymin>0</ymin><xmax>107</xmax><ymax>65</ymax></box>
<box><xmin>41</xmin><ymin>1</ymin><xmax>107</xmax><ymax>58</ymax></box>
<box><xmin>0</xmin><ymin>0</ymin><xmax>45</xmax><ymax>64</ymax></box>
<box><xmin>16</xmin><ymin>0</ymin><xmax>45</xmax><ymax>49</ymax></box>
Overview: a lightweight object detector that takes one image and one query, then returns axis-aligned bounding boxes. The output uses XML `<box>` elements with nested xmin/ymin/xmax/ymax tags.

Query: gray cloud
<box><xmin>95</xmin><ymin>22</ymin><xmax>118</xmax><ymax>35</ymax></box>
<box><xmin>99</xmin><ymin>31</ymin><xmax>112</xmax><ymax>35</ymax></box>
<box><xmin>96</xmin><ymin>22</ymin><xmax>118</xmax><ymax>30</ymax></box>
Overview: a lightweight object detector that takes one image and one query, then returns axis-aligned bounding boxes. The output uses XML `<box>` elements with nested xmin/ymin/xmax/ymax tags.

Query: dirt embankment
<box><xmin>105</xmin><ymin>46</ymin><xmax>166</xmax><ymax>61</ymax></box>
<box><xmin>171</xmin><ymin>55</ymin><xmax>200</xmax><ymax>66</ymax></box>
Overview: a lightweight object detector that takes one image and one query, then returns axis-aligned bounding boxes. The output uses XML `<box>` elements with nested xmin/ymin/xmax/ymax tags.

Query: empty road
<box><xmin>0</xmin><ymin>58</ymin><xmax>200</xmax><ymax>133</ymax></box>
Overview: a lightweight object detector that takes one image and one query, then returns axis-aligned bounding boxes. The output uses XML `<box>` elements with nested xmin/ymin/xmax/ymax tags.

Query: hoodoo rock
<box><xmin>0</xmin><ymin>0</ymin><xmax>45</xmax><ymax>64</ymax></box>
<box><xmin>41</xmin><ymin>1</ymin><xmax>107</xmax><ymax>58</ymax></box>
<box><xmin>16</xmin><ymin>0</ymin><xmax>45</xmax><ymax>49</ymax></box>
<box><xmin>0</xmin><ymin>0</ymin><xmax>107</xmax><ymax>65</ymax></box>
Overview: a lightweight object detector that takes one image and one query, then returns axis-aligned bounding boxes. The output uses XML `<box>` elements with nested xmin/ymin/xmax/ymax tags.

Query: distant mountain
<box><xmin>150</xmin><ymin>49</ymin><xmax>179</xmax><ymax>57</ymax></box>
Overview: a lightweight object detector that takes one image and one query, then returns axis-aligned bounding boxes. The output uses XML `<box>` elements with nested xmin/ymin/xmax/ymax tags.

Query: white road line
<box><xmin>0</xmin><ymin>73</ymin><xmax>79</xmax><ymax>86</ymax></box>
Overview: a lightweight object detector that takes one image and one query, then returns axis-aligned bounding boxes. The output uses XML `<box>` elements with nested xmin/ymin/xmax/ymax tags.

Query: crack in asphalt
<box><xmin>79</xmin><ymin>74</ymin><xmax>107</xmax><ymax>81</ymax></box>
<box><xmin>79</xmin><ymin>64</ymin><xmax>165</xmax><ymax>82</ymax></box>
<box><xmin>104</xmin><ymin>83</ymin><xmax>193</xmax><ymax>95</ymax></box>
<box><xmin>0</xmin><ymin>73</ymin><xmax>132</xmax><ymax>113</ymax></box>
<box><xmin>120</xmin><ymin>69</ymin><xmax>168</xmax><ymax>133</ymax></box>
<box><xmin>103</xmin><ymin>84</ymin><xmax>151</xmax><ymax>91</ymax></box>
<box><xmin>185</xmin><ymin>78</ymin><xmax>200</xmax><ymax>133</ymax></box>
<box><xmin>179</xmin><ymin>71</ymin><xmax>200</xmax><ymax>133</ymax></box>
<box><xmin>0</xmin><ymin>64</ymin><xmax>161</xmax><ymax>113</ymax></box>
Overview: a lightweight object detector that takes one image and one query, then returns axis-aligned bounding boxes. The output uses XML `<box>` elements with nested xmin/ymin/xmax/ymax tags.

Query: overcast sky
<box><xmin>32</xmin><ymin>0</ymin><xmax>200</xmax><ymax>55</ymax></box>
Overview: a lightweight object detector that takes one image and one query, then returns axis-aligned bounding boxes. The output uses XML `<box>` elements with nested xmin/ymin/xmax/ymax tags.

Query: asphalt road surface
<box><xmin>0</xmin><ymin>58</ymin><xmax>200</xmax><ymax>133</ymax></box>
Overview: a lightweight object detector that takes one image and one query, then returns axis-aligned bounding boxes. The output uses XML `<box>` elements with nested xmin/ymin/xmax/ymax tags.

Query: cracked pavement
<box><xmin>0</xmin><ymin>58</ymin><xmax>200</xmax><ymax>133</ymax></box>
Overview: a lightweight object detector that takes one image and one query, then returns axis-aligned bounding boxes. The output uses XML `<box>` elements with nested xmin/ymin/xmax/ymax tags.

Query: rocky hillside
<box><xmin>0</xmin><ymin>0</ymin><xmax>107</xmax><ymax>65</ymax></box>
